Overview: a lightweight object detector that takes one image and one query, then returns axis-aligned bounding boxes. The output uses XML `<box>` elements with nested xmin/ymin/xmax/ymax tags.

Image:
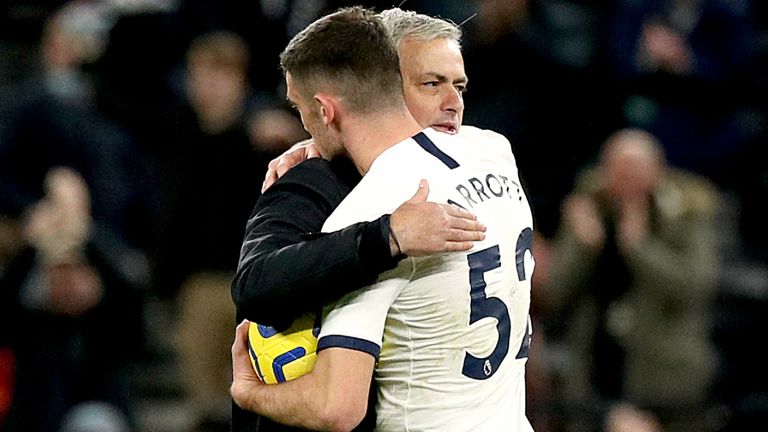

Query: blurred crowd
<box><xmin>0</xmin><ymin>0</ymin><xmax>766</xmax><ymax>432</ymax></box>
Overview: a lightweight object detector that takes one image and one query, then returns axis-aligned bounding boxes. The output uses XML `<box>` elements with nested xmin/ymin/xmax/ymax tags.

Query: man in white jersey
<box><xmin>230</xmin><ymin>7</ymin><xmax>535</xmax><ymax>431</ymax></box>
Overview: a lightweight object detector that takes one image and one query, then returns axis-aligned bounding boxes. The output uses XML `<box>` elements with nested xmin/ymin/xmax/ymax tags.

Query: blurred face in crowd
<box><xmin>186</xmin><ymin>58</ymin><xmax>246</xmax><ymax>130</ymax></box>
<box><xmin>398</xmin><ymin>36</ymin><xmax>466</xmax><ymax>134</ymax></box>
<box><xmin>601</xmin><ymin>130</ymin><xmax>664</xmax><ymax>201</ymax></box>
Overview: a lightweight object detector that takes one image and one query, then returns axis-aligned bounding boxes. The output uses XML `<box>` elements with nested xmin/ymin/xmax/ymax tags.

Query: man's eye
<box><xmin>423</xmin><ymin>81</ymin><xmax>439</xmax><ymax>88</ymax></box>
<box><xmin>456</xmin><ymin>85</ymin><xmax>467</xmax><ymax>93</ymax></box>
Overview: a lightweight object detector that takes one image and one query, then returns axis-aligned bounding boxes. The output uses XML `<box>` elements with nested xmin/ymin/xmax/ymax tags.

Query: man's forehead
<box><xmin>399</xmin><ymin>36</ymin><xmax>460</xmax><ymax>54</ymax></box>
<box><xmin>404</xmin><ymin>60</ymin><xmax>468</xmax><ymax>85</ymax></box>
<box><xmin>400</xmin><ymin>38</ymin><xmax>464</xmax><ymax>70</ymax></box>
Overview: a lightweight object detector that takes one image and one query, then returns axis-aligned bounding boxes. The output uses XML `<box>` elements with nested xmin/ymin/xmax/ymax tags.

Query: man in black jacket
<box><xmin>231</xmin><ymin>159</ymin><xmax>482</xmax><ymax>432</ymax></box>
<box><xmin>233</xmin><ymin>4</ymin><xmax>472</xmax><ymax>328</ymax></box>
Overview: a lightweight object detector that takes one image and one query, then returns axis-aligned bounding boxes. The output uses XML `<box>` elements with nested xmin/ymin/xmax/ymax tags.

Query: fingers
<box><xmin>231</xmin><ymin>319</ymin><xmax>262</xmax><ymax>406</ymax></box>
<box><xmin>442</xmin><ymin>203</ymin><xmax>479</xmax><ymax>222</ymax></box>
<box><xmin>406</xmin><ymin>179</ymin><xmax>429</xmax><ymax>204</ymax></box>
<box><xmin>441</xmin><ymin>240</ymin><xmax>476</xmax><ymax>252</ymax></box>
<box><xmin>292</xmin><ymin>137</ymin><xmax>314</xmax><ymax>149</ymax></box>
<box><xmin>277</xmin><ymin>146</ymin><xmax>314</xmax><ymax>176</ymax></box>
<box><xmin>232</xmin><ymin>320</ymin><xmax>257</xmax><ymax>381</ymax></box>
<box><xmin>394</xmin><ymin>201</ymin><xmax>485</xmax><ymax>253</ymax></box>
<box><xmin>440</xmin><ymin>204</ymin><xmax>485</xmax><ymax>237</ymax></box>
<box><xmin>435</xmin><ymin>227</ymin><xmax>483</xmax><ymax>252</ymax></box>
<box><xmin>262</xmin><ymin>140</ymin><xmax>319</xmax><ymax>193</ymax></box>
<box><xmin>305</xmin><ymin>143</ymin><xmax>321</xmax><ymax>158</ymax></box>
<box><xmin>446</xmin><ymin>221</ymin><xmax>486</xmax><ymax>241</ymax></box>
<box><xmin>261</xmin><ymin>152</ymin><xmax>304</xmax><ymax>192</ymax></box>
<box><xmin>391</xmin><ymin>182</ymin><xmax>490</xmax><ymax>256</ymax></box>
<box><xmin>433</xmin><ymin>212</ymin><xmax>486</xmax><ymax>245</ymax></box>
<box><xmin>261</xmin><ymin>159</ymin><xmax>281</xmax><ymax>193</ymax></box>
<box><xmin>262</xmin><ymin>173</ymin><xmax>277</xmax><ymax>193</ymax></box>
<box><xmin>233</xmin><ymin>319</ymin><xmax>250</xmax><ymax>355</ymax></box>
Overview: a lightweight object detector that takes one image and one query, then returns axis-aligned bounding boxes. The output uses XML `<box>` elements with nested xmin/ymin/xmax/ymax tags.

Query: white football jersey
<box><xmin>319</xmin><ymin>126</ymin><xmax>535</xmax><ymax>432</ymax></box>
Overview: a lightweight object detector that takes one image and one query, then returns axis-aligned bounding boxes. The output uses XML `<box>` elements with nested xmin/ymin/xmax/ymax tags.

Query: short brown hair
<box><xmin>279</xmin><ymin>6</ymin><xmax>403</xmax><ymax>114</ymax></box>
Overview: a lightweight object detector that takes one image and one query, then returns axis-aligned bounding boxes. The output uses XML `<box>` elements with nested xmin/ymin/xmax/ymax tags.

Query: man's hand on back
<box><xmin>389</xmin><ymin>179</ymin><xmax>486</xmax><ymax>257</ymax></box>
<box><xmin>261</xmin><ymin>139</ymin><xmax>320</xmax><ymax>192</ymax></box>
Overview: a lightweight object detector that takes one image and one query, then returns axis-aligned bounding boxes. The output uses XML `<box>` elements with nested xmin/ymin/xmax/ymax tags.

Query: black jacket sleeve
<box><xmin>230</xmin><ymin>158</ymin><xmax>401</xmax><ymax>326</ymax></box>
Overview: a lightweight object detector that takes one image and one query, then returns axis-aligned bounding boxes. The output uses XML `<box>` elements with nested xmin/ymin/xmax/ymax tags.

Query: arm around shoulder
<box><xmin>231</xmin><ymin>159</ymin><xmax>399</xmax><ymax>324</ymax></box>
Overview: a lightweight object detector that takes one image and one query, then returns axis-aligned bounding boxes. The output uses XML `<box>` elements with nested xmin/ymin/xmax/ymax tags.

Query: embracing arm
<box><xmin>231</xmin><ymin>159</ymin><xmax>398</xmax><ymax>324</ymax></box>
<box><xmin>231</xmin><ymin>320</ymin><xmax>374</xmax><ymax>431</ymax></box>
<box><xmin>232</xmin><ymin>160</ymin><xmax>485</xmax><ymax>325</ymax></box>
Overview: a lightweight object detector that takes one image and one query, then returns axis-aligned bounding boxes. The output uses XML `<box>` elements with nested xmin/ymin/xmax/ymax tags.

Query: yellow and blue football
<box><xmin>247</xmin><ymin>313</ymin><xmax>320</xmax><ymax>384</ymax></box>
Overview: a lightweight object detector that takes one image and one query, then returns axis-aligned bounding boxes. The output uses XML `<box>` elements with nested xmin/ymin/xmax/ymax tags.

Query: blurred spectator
<box><xmin>536</xmin><ymin>128</ymin><xmax>722</xmax><ymax>432</ymax></box>
<box><xmin>0</xmin><ymin>167</ymin><xmax>145</xmax><ymax>432</ymax></box>
<box><xmin>0</xmin><ymin>2</ymin><xmax>150</xmax><ymax>430</ymax></box>
<box><xmin>0</xmin><ymin>1</ymin><xmax>71</xmax><ymax>88</ymax></box>
<box><xmin>461</xmin><ymin>0</ymin><xmax>623</xmax><ymax>237</ymax></box>
<box><xmin>246</xmin><ymin>107</ymin><xmax>309</xmax><ymax>156</ymax></box>
<box><xmin>608</xmin><ymin>0</ymin><xmax>768</xmax><ymax>267</ymax></box>
<box><xmin>174</xmin><ymin>0</ymin><xmax>307</xmax><ymax>95</ymax></box>
<box><xmin>151</xmin><ymin>29</ymin><xmax>303</xmax><ymax>430</ymax></box>
<box><xmin>0</xmin><ymin>0</ymin><xmax>157</xmax><ymax>253</ymax></box>
<box><xmin>609</xmin><ymin>0</ymin><xmax>757</xmax><ymax>184</ymax></box>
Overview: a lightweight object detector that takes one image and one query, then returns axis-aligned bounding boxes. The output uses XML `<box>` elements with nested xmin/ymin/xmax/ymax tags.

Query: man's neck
<box><xmin>342</xmin><ymin>109</ymin><xmax>423</xmax><ymax>175</ymax></box>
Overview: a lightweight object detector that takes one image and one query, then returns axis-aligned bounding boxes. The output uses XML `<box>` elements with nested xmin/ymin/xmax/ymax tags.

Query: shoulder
<box><xmin>253</xmin><ymin>158</ymin><xmax>355</xmax><ymax>220</ymax></box>
<box><xmin>450</xmin><ymin>125</ymin><xmax>516</xmax><ymax>166</ymax></box>
<box><xmin>279</xmin><ymin>157</ymin><xmax>337</xmax><ymax>185</ymax></box>
<box><xmin>272</xmin><ymin>158</ymin><xmax>354</xmax><ymax>203</ymax></box>
<box><xmin>458</xmin><ymin>125</ymin><xmax>513</xmax><ymax>149</ymax></box>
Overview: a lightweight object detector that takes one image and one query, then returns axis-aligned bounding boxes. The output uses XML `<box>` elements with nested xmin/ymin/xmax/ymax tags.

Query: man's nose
<box><xmin>442</xmin><ymin>87</ymin><xmax>463</xmax><ymax>113</ymax></box>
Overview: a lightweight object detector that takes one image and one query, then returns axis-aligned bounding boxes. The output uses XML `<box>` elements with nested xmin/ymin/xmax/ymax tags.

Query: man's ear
<box><xmin>314</xmin><ymin>94</ymin><xmax>336</xmax><ymax>127</ymax></box>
